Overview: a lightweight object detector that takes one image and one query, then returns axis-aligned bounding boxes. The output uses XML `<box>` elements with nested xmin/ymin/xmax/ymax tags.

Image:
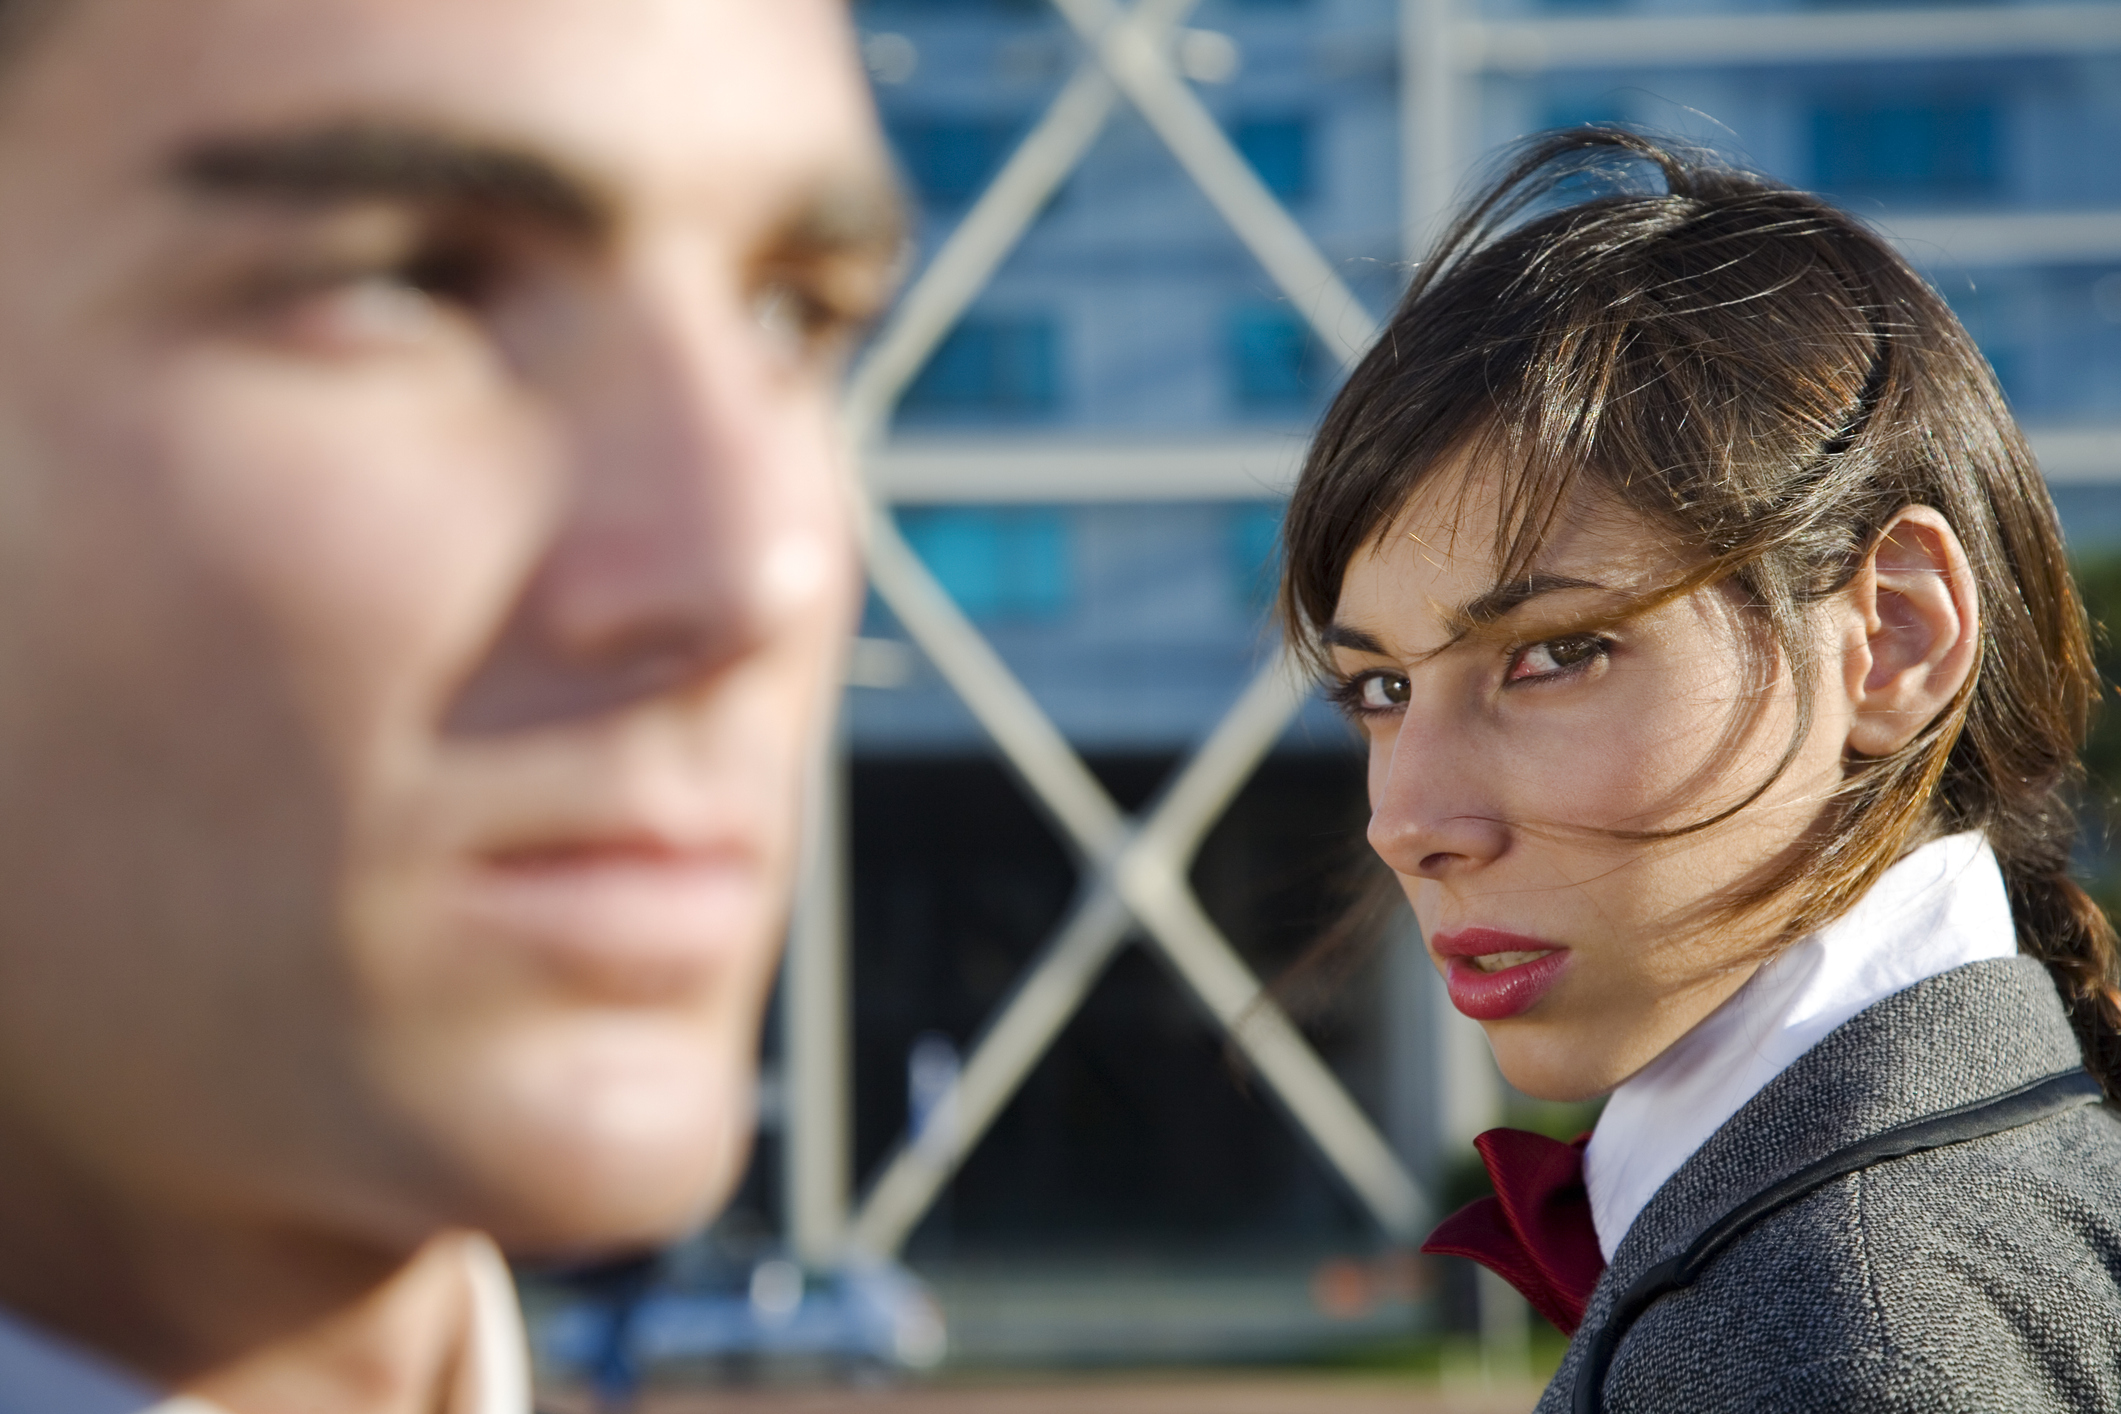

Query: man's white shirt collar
<box><xmin>1582</xmin><ymin>831</ymin><xmax>2018</xmax><ymax>1262</ymax></box>
<box><xmin>0</xmin><ymin>1233</ymin><xmax>531</xmax><ymax>1414</ymax></box>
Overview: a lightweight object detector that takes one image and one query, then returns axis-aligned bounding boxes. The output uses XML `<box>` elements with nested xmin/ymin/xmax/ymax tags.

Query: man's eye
<box><xmin>753</xmin><ymin>281</ymin><xmax>848</xmax><ymax>366</ymax></box>
<box><xmin>1507</xmin><ymin>634</ymin><xmax>1610</xmax><ymax>683</ymax></box>
<box><xmin>271</xmin><ymin>273</ymin><xmax>450</xmax><ymax>353</ymax></box>
<box><xmin>232</xmin><ymin>235</ymin><xmax>499</xmax><ymax>355</ymax></box>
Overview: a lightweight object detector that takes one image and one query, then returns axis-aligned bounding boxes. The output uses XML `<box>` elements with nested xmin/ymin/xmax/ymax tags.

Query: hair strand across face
<box><xmin>1282</xmin><ymin>127</ymin><xmax>2121</xmax><ymax>1095</ymax></box>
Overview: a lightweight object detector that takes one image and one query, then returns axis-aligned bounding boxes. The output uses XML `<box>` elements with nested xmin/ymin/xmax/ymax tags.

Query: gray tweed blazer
<box><xmin>1534</xmin><ymin>955</ymin><xmax>2121</xmax><ymax>1413</ymax></box>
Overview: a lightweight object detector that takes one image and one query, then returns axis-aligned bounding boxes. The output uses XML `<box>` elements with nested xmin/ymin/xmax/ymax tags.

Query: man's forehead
<box><xmin>22</xmin><ymin>0</ymin><xmax>889</xmax><ymax>226</ymax></box>
<box><xmin>168</xmin><ymin>119</ymin><xmax>902</xmax><ymax>267</ymax></box>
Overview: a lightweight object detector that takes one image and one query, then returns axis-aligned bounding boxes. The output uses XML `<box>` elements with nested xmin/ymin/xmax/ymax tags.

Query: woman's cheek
<box><xmin>1365</xmin><ymin>733</ymin><xmax>1395</xmax><ymax>813</ymax></box>
<box><xmin>1502</xmin><ymin>702</ymin><xmax>1671</xmax><ymax>829</ymax></box>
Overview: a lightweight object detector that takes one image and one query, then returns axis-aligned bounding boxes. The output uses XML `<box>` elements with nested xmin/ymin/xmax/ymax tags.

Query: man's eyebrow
<box><xmin>171</xmin><ymin>124</ymin><xmax>615</xmax><ymax>240</ymax></box>
<box><xmin>772</xmin><ymin>172</ymin><xmax>906</xmax><ymax>264</ymax></box>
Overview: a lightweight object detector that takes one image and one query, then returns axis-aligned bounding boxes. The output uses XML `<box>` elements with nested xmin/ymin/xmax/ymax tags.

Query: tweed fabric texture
<box><xmin>1531</xmin><ymin>956</ymin><xmax>2121</xmax><ymax>1413</ymax></box>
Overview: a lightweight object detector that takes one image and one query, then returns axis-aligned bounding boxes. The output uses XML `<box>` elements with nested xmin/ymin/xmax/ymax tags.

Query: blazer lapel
<box><xmin>1539</xmin><ymin>955</ymin><xmax>2085</xmax><ymax>1408</ymax></box>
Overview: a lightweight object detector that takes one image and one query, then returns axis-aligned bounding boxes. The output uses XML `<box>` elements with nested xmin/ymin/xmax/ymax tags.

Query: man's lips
<box><xmin>450</xmin><ymin>834</ymin><xmax>766</xmax><ymax>1002</ymax></box>
<box><xmin>1431</xmin><ymin>927</ymin><xmax>1570</xmax><ymax>1021</ymax></box>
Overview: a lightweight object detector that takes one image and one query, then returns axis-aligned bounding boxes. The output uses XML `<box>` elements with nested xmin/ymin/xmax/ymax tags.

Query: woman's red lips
<box><xmin>1432</xmin><ymin>927</ymin><xmax>1570</xmax><ymax>1021</ymax></box>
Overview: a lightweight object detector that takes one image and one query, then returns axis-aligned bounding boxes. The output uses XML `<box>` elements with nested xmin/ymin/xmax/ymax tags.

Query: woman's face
<box><xmin>1330</xmin><ymin>458</ymin><xmax>1860</xmax><ymax>1101</ymax></box>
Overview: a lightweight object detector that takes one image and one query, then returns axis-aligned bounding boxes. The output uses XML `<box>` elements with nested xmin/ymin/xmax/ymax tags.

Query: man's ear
<box><xmin>1841</xmin><ymin>506</ymin><xmax>1980</xmax><ymax>759</ymax></box>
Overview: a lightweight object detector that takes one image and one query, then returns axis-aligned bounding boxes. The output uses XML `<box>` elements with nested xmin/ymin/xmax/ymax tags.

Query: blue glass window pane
<box><xmin>888</xmin><ymin>118</ymin><xmax>1019</xmax><ymax>207</ymax></box>
<box><xmin>902</xmin><ymin>316</ymin><xmax>1061</xmax><ymax>419</ymax></box>
<box><xmin>1543</xmin><ymin>97</ymin><xmax>1630</xmax><ymax>129</ymax></box>
<box><xmin>897</xmin><ymin>507</ymin><xmax>1074</xmax><ymax>621</ymax></box>
<box><xmin>1810</xmin><ymin>100</ymin><xmax>2000</xmax><ymax>199</ymax></box>
<box><xmin>1228</xmin><ymin>503</ymin><xmax>1284</xmax><ymax>616</ymax></box>
<box><xmin>859</xmin><ymin>0</ymin><xmax>1043</xmax><ymax>11</ymax></box>
<box><xmin>1227</xmin><ymin>305</ymin><xmax>1328</xmax><ymax>409</ymax></box>
<box><xmin>1234</xmin><ymin>117</ymin><xmax>1311</xmax><ymax>204</ymax></box>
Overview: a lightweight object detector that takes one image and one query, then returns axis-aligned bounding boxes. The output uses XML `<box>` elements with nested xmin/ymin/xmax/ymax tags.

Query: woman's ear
<box><xmin>1840</xmin><ymin>506</ymin><xmax>1981</xmax><ymax>759</ymax></box>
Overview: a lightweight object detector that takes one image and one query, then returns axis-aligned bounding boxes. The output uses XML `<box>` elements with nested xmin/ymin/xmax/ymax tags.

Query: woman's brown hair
<box><xmin>1279</xmin><ymin>128</ymin><xmax>2121</xmax><ymax>1095</ymax></box>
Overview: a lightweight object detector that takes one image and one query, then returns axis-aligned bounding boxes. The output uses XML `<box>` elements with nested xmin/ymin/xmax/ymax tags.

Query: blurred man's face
<box><xmin>0</xmin><ymin>0</ymin><xmax>895</xmax><ymax>1254</ymax></box>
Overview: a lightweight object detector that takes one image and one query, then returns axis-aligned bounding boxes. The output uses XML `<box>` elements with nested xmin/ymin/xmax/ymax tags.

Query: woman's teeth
<box><xmin>1470</xmin><ymin>949</ymin><xmax>1547</xmax><ymax>973</ymax></box>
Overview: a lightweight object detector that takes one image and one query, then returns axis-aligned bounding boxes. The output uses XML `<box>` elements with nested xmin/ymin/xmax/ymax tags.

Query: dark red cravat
<box><xmin>1420</xmin><ymin>1128</ymin><xmax>1607</xmax><ymax>1334</ymax></box>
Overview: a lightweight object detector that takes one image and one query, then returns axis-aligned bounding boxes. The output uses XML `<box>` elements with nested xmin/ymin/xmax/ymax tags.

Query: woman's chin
<box><xmin>1487</xmin><ymin>1022</ymin><xmax>1629</xmax><ymax>1104</ymax></box>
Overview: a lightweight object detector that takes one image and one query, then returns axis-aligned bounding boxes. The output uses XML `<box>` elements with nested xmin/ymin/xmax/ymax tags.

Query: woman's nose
<box><xmin>1365</xmin><ymin>717</ymin><xmax>1510</xmax><ymax>879</ymax></box>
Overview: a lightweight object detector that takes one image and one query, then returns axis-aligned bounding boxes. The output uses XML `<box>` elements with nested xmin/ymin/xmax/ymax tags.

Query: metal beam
<box><xmin>784</xmin><ymin>751</ymin><xmax>853</xmax><ymax>1265</ymax></box>
<box><xmin>844</xmin><ymin>0</ymin><xmax>1207</xmax><ymax>449</ymax></box>
<box><xmin>2031</xmin><ymin>428</ymin><xmax>2121</xmax><ymax>486</ymax></box>
<box><xmin>831</xmin><ymin>0</ymin><xmax>1430</xmax><ymax>1258</ymax></box>
<box><xmin>1402</xmin><ymin>0</ymin><xmax>1465</xmax><ymax>260</ymax></box>
<box><xmin>1883</xmin><ymin>209</ymin><xmax>2121</xmax><ymax>268</ymax></box>
<box><xmin>848</xmin><ymin>880</ymin><xmax>1138</xmax><ymax>1257</ymax></box>
<box><xmin>1050</xmin><ymin>0</ymin><xmax>1381</xmax><ymax>366</ymax></box>
<box><xmin>1461</xmin><ymin>2</ymin><xmax>2121</xmax><ymax>73</ymax></box>
<box><xmin>860</xmin><ymin>425</ymin><xmax>2121</xmax><ymax>500</ymax></box>
<box><xmin>843</xmin><ymin>68</ymin><xmax>1118</xmax><ymax>449</ymax></box>
<box><xmin>867</xmin><ymin>435</ymin><xmax>1305</xmax><ymax>503</ymax></box>
<box><xmin>855</xmin><ymin>460</ymin><xmax>1430</xmax><ymax>1251</ymax></box>
<box><xmin>847</xmin><ymin>654</ymin><xmax>1429</xmax><ymax>1257</ymax></box>
<box><xmin>863</xmin><ymin>510</ymin><xmax>1128</xmax><ymax>861</ymax></box>
<box><xmin>1112</xmin><ymin>659</ymin><xmax>1426</xmax><ymax>1239</ymax></box>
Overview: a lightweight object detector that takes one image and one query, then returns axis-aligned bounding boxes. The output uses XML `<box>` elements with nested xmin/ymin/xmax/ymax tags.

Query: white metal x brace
<box><xmin>806</xmin><ymin>0</ymin><xmax>1430</xmax><ymax>1263</ymax></box>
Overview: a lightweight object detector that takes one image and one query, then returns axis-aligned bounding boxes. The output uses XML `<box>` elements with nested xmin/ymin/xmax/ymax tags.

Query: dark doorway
<box><xmin>848</xmin><ymin>749</ymin><xmax>1383</xmax><ymax>1255</ymax></box>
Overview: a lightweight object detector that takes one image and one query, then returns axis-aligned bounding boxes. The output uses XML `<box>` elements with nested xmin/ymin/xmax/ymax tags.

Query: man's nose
<box><xmin>445</xmin><ymin>275</ymin><xmax>844</xmax><ymax>736</ymax></box>
<box><xmin>1366</xmin><ymin>711</ymin><xmax>1509</xmax><ymax>880</ymax></box>
<box><xmin>541</xmin><ymin>299</ymin><xmax>789</xmax><ymax>661</ymax></box>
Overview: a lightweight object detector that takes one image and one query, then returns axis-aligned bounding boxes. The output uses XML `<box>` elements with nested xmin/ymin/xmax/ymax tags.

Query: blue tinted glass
<box><xmin>1543</xmin><ymin>97</ymin><xmax>1630</xmax><ymax>130</ymax></box>
<box><xmin>857</xmin><ymin>0</ymin><xmax>1045</xmax><ymax>18</ymax></box>
<box><xmin>888</xmin><ymin>119</ymin><xmax>1019</xmax><ymax>206</ymax></box>
<box><xmin>1810</xmin><ymin>100</ymin><xmax>2000</xmax><ymax>199</ymax></box>
<box><xmin>1227</xmin><ymin>305</ymin><xmax>1327</xmax><ymax>409</ymax></box>
<box><xmin>902</xmin><ymin>316</ymin><xmax>1061</xmax><ymax>419</ymax></box>
<box><xmin>1228</xmin><ymin>503</ymin><xmax>1284</xmax><ymax>616</ymax></box>
<box><xmin>1234</xmin><ymin>118</ymin><xmax>1311</xmax><ymax>204</ymax></box>
<box><xmin>1985</xmin><ymin>347</ymin><xmax>2025</xmax><ymax>408</ymax></box>
<box><xmin>897</xmin><ymin>507</ymin><xmax>1074</xmax><ymax>620</ymax></box>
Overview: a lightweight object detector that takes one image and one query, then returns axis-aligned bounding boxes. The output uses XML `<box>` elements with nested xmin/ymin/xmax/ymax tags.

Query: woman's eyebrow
<box><xmin>1324</xmin><ymin>573</ymin><xmax>1610</xmax><ymax>657</ymax></box>
<box><xmin>1322</xmin><ymin>622</ymin><xmax>1386</xmax><ymax>654</ymax></box>
<box><xmin>1455</xmin><ymin>572</ymin><xmax>1608</xmax><ymax>627</ymax></box>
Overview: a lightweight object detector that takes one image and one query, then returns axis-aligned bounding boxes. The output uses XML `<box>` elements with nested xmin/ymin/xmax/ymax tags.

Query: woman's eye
<box><xmin>1361</xmin><ymin>674</ymin><xmax>1408</xmax><ymax>709</ymax></box>
<box><xmin>1356</xmin><ymin>672</ymin><xmax>1410</xmax><ymax>710</ymax></box>
<box><xmin>1508</xmin><ymin>634</ymin><xmax>1609</xmax><ymax>683</ymax></box>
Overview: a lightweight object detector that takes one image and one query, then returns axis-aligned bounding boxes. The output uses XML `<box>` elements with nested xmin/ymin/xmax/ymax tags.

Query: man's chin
<box><xmin>388</xmin><ymin>1015</ymin><xmax>759</xmax><ymax>1254</ymax></box>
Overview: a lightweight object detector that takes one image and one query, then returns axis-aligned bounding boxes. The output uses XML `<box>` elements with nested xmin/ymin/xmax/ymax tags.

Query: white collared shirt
<box><xmin>1582</xmin><ymin>831</ymin><xmax>2018</xmax><ymax>1262</ymax></box>
<box><xmin>0</xmin><ymin>1233</ymin><xmax>531</xmax><ymax>1414</ymax></box>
